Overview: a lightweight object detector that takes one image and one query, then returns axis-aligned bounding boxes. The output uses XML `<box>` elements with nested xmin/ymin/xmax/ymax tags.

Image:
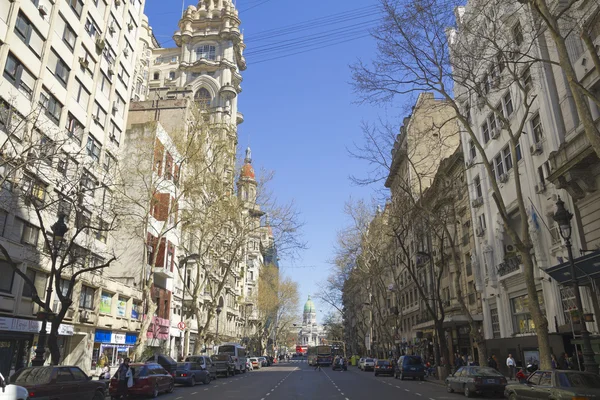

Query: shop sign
<box><xmin>0</xmin><ymin>317</ymin><xmax>73</xmax><ymax>336</ymax></box>
<box><xmin>113</xmin><ymin>333</ymin><xmax>126</xmax><ymax>344</ymax></box>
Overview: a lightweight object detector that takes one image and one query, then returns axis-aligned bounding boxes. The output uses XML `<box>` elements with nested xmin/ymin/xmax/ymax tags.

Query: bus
<box><xmin>316</xmin><ymin>345</ymin><xmax>333</xmax><ymax>366</ymax></box>
<box><xmin>217</xmin><ymin>343</ymin><xmax>247</xmax><ymax>374</ymax></box>
<box><xmin>295</xmin><ymin>345</ymin><xmax>307</xmax><ymax>356</ymax></box>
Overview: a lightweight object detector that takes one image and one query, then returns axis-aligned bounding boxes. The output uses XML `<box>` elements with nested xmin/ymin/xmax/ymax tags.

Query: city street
<box><xmin>154</xmin><ymin>361</ymin><xmax>455</xmax><ymax>400</ymax></box>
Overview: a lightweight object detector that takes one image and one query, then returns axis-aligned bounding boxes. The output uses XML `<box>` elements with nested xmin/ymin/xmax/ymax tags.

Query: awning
<box><xmin>545</xmin><ymin>250</ymin><xmax>600</xmax><ymax>284</ymax></box>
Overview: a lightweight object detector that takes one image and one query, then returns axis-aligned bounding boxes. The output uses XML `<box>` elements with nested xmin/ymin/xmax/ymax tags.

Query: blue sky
<box><xmin>144</xmin><ymin>0</ymin><xmax>389</xmax><ymax>322</ymax></box>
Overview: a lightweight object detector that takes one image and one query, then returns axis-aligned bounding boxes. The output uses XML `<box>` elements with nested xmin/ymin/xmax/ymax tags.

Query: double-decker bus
<box><xmin>295</xmin><ymin>345</ymin><xmax>307</xmax><ymax>356</ymax></box>
<box><xmin>316</xmin><ymin>345</ymin><xmax>333</xmax><ymax>366</ymax></box>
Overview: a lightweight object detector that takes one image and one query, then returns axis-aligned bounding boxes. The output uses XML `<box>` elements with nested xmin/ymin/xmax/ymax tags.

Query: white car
<box><xmin>249</xmin><ymin>357</ymin><xmax>261</xmax><ymax>369</ymax></box>
<box><xmin>0</xmin><ymin>373</ymin><xmax>28</xmax><ymax>400</ymax></box>
<box><xmin>362</xmin><ymin>358</ymin><xmax>376</xmax><ymax>371</ymax></box>
<box><xmin>358</xmin><ymin>358</ymin><xmax>366</xmax><ymax>370</ymax></box>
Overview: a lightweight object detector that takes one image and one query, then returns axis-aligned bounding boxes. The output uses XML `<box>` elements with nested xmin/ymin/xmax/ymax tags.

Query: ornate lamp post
<box><xmin>553</xmin><ymin>197</ymin><xmax>599</xmax><ymax>374</ymax></box>
<box><xmin>215</xmin><ymin>305</ymin><xmax>223</xmax><ymax>344</ymax></box>
<box><xmin>31</xmin><ymin>214</ymin><xmax>68</xmax><ymax>366</ymax></box>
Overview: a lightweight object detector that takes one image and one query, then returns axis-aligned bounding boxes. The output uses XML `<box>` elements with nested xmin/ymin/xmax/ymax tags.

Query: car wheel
<box><xmin>167</xmin><ymin>382</ymin><xmax>174</xmax><ymax>393</ymax></box>
<box><xmin>93</xmin><ymin>391</ymin><xmax>104</xmax><ymax>400</ymax></box>
<box><xmin>152</xmin><ymin>383</ymin><xmax>159</xmax><ymax>398</ymax></box>
<box><xmin>190</xmin><ymin>376</ymin><xmax>195</xmax><ymax>386</ymax></box>
<box><xmin>464</xmin><ymin>386</ymin><xmax>474</xmax><ymax>398</ymax></box>
<box><xmin>509</xmin><ymin>393</ymin><xmax>517</xmax><ymax>400</ymax></box>
<box><xmin>204</xmin><ymin>374</ymin><xmax>211</xmax><ymax>385</ymax></box>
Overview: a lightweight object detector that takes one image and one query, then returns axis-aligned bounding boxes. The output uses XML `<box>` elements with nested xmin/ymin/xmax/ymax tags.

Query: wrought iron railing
<box><xmin>497</xmin><ymin>255</ymin><xmax>522</xmax><ymax>276</ymax></box>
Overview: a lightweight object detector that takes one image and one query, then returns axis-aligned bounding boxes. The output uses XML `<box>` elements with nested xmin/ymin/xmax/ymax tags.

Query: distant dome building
<box><xmin>298</xmin><ymin>296</ymin><xmax>325</xmax><ymax>347</ymax></box>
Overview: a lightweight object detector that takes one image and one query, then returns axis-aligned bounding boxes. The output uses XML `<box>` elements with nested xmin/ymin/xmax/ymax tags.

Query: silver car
<box><xmin>363</xmin><ymin>358</ymin><xmax>376</xmax><ymax>371</ymax></box>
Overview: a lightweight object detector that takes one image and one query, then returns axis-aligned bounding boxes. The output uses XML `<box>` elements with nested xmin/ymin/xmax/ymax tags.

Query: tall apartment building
<box><xmin>0</xmin><ymin>0</ymin><xmax>146</xmax><ymax>376</ymax></box>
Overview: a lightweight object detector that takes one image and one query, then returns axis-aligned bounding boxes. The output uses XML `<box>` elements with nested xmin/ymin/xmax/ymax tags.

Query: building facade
<box><xmin>297</xmin><ymin>296</ymin><xmax>325</xmax><ymax>347</ymax></box>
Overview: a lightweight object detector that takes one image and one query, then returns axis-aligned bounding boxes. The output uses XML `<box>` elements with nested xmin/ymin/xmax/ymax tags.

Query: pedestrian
<box><xmin>551</xmin><ymin>354</ymin><xmax>557</xmax><ymax>369</ymax></box>
<box><xmin>116</xmin><ymin>357</ymin><xmax>131</xmax><ymax>399</ymax></box>
<box><xmin>506</xmin><ymin>354</ymin><xmax>516</xmax><ymax>380</ymax></box>
<box><xmin>314</xmin><ymin>362</ymin><xmax>321</xmax><ymax>371</ymax></box>
<box><xmin>560</xmin><ymin>353</ymin><xmax>571</xmax><ymax>370</ymax></box>
<box><xmin>487</xmin><ymin>355</ymin><xmax>498</xmax><ymax>370</ymax></box>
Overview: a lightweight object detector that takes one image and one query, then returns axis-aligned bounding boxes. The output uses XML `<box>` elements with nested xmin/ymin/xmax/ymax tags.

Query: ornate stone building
<box><xmin>298</xmin><ymin>296</ymin><xmax>325</xmax><ymax>347</ymax></box>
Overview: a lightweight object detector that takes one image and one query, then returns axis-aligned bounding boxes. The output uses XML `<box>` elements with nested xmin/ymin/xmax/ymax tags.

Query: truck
<box><xmin>210</xmin><ymin>354</ymin><xmax>236</xmax><ymax>377</ymax></box>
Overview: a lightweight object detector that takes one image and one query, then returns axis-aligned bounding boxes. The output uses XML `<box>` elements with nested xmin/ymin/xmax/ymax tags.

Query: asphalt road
<box><xmin>153</xmin><ymin>361</ymin><xmax>467</xmax><ymax>400</ymax></box>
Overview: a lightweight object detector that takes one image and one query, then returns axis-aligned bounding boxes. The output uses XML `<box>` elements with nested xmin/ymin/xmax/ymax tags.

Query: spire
<box><xmin>245</xmin><ymin>147</ymin><xmax>252</xmax><ymax>164</ymax></box>
<box><xmin>240</xmin><ymin>147</ymin><xmax>255</xmax><ymax>180</ymax></box>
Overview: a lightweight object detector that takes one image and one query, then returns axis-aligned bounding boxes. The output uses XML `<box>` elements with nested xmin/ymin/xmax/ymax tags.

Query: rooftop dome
<box><xmin>240</xmin><ymin>147</ymin><xmax>255</xmax><ymax>179</ymax></box>
<box><xmin>304</xmin><ymin>295</ymin><xmax>316</xmax><ymax>314</ymax></box>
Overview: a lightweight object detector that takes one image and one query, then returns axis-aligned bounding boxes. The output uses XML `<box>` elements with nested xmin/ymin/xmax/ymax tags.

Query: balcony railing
<box><xmin>497</xmin><ymin>255</ymin><xmax>522</xmax><ymax>276</ymax></box>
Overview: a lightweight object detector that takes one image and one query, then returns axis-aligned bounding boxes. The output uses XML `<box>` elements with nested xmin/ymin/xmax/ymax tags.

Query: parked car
<box><xmin>258</xmin><ymin>357</ymin><xmax>268</xmax><ymax>367</ymax></box>
<box><xmin>362</xmin><ymin>358</ymin><xmax>376</xmax><ymax>372</ymax></box>
<box><xmin>211</xmin><ymin>354</ymin><xmax>236</xmax><ymax>377</ymax></box>
<box><xmin>10</xmin><ymin>366</ymin><xmax>105</xmax><ymax>400</ymax></box>
<box><xmin>145</xmin><ymin>355</ymin><xmax>177</xmax><ymax>377</ymax></box>
<box><xmin>249</xmin><ymin>358</ymin><xmax>261</xmax><ymax>369</ymax></box>
<box><xmin>1</xmin><ymin>372</ymin><xmax>28</xmax><ymax>400</ymax></box>
<box><xmin>109</xmin><ymin>363</ymin><xmax>173</xmax><ymax>399</ymax></box>
<box><xmin>395</xmin><ymin>355</ymin><xmax>425</xmax><ymax>380</ymax></box>
<box><xmin>174</xmin><ymin>362</ymin><xmax>211</xmax><ymax>386</ymax></box>
<box><xmin>246</xmin><ymin>360</ymin><xmax>253</xmax><ymax>371</ymax></box>
<box><xmin>504</xmin><ymin>370</ymin><xmax>600</xmax><ymax>400</ymax></box>
<box><xmin>358</xmin><ymin>358</ymin><xmax>366</xmax><ymax>370</ymax></box>
<box><xmin>375</xmin><ymin>360</ymin><xmax>394</xmax><ymax>377</ymax></box>
<box><xmin>183</xmin><ymin>356</ymin><xmax>217</xmax><ymax>381</ymax></box>
<box><xmin>446</xmin><ymin>366</ymin><xmax>506</xmax><ymax>397</ymax></box>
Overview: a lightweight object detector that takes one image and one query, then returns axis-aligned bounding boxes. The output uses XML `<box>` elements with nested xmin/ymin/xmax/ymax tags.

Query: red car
<box><xmin>109</xmin><ymin>363</ymin><xmax>174</xmax><ymax>399</ymax></box>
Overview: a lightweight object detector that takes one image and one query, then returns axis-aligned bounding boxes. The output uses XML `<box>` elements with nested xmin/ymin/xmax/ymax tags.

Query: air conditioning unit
<box><xmin>475</xmin><ymin>227</ymin><xmax>485</xmax><ymax>237</ymax></box>
<box><xmin>112</xmin><ymin>104</ymin><xmax>119</xmax><ymax>113</ymax></box>
<box><xmin>128</xmin><ymin>22</ymin><xmax>134</xmax><ymax>31</ymax></box>
<box><xmin>95</xmin><ymin>38</ymin><xmax>106</xmax><ymax>50</ymax></box>
<box><xmin>107</xmin><ymin>67</ymin><xmax>115</xmax><ymax>76</ymax></box>
<box><xmin>491</xmin><ymin>127</ymin><xmax>500</xmax><ymax>139</ymax></box>
<box><xmin>471</xmin><ymin>197</ymin><xmax>484</xmax><ymax>208</ymax></box>
<box><xmin>65</xmin><ymin>308</ymin><xmax>75</xmax><ymax>320</ymax></box>
<box><xmin>505</xmin><ymin>244</ymin><xmax>516</xmax><ymax>253</ymax></box>
<box><xmin>79</xmin><ymin>57</ymin><xmax>89</xmax><ymax>68</ymax></box>
<box><xmin>498</xmin><ymin>173</ymin><xmax>509</xmax><ymax>183</ymax></box>
<box><xmin>109</xmin><ymin>24</ymin><xmax>115</xmax><ymax>34</ymax></box>
<box><xmin>535</xmin><ymin>182</ymin><xmax>546</xmax><ymax>193</ymax></box>
<box><xmin>93</xmin><ymin>115</ymin><xmax>101</xmax><ymax>123</ymax></box>
<box><xmin>38</xmin><ymin>5</ymin><xmax>48</xmax><ymax>16</ymax></box>
<box><xmin>530</xmin><ymin>141</ymin><xmax>543</xmax><ymax>155</ymax></box>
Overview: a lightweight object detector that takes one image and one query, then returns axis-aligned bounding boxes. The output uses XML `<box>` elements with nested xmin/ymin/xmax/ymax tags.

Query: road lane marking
<box><xmin>430</xmin><ymin>398</ymin><xmax>436</xmax><ymax>400</ymax></box>
<box><xmin>176</xmin><ymin>397</ymin><xmax>182</xmax><ymax>399</ymax></box>
<box><xmin>416</xmin><ymin>393</ymin><xmax>422</xmax><ymax>396</ymax></box>
<box><xmin>204</xmin><ymin>389</ymin><xmax>208</xmax><ymax>391</ymax></box>
<box><xmin>405</xmin><ymin>389</ymin><xmax>410</xmax><ymax>392</ymax></box>
<box><xmin>266</xmin><ymin>393</ymin><xmax>270</xmax><ymax>396</ymax></box>
<box><xmin>191</xmin><ymin>392</ymin><xmax>197</xmax><ymax>395</ymax></box>
<box><xmin>396</xmin><ymin>386</ymin><xmax>401</xmax><ymax>388</ymax></box>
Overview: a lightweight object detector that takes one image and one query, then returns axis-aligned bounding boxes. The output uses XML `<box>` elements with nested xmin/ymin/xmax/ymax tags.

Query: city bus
<box><xmin>217</xmin><ymin>343</ymin><xmax>247</xmax><ymax>374</ymax></box>
<box><xmin>295</xmin><ymin>345</ymin><xmax>307</xmax><ymax>356</ymax></box>
<box><xmin>316</xmin><ymin>345</ymin><xmax>333</xmax><ymax>366</ymax></box>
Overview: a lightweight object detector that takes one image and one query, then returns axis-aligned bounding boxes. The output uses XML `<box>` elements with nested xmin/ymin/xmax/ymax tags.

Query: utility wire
<box><xmin>239</xmin><ymin>0</ymin><xmax>272</xmax><ymax>13</ymax></box>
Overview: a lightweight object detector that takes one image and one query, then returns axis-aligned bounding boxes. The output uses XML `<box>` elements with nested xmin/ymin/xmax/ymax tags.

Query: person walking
<box><xmin>116</xmin><ymin>358</ymin><xmax>131</xmax><ymax>399</ymax></box>
<box><xmin>487</xmin><ymin>355</ymin><xmax>498</xmax><ymax>370</ymax></box>
<box><xmin>551</xmin><ymin>354</ymin><xmax>558</xmax><ymax>369</ymax></box>
<box><xmin>506</xmin><ymin>354</ymin><xmax>516</xmax><ymax>380</ymax></box>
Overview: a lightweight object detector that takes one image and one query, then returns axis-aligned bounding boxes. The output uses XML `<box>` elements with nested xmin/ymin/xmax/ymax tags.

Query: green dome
<box><xmin>304</xmin><ymin>296</ymin><xmax>316</xmax><ymax>313</ymax></box>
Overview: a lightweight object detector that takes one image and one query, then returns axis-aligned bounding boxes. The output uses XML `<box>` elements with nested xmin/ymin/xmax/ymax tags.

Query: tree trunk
<box><xmin>131</xmin><ymin>288</ymin><xmax>156</xmax><ymax>362</ymax></box>
<box><xmin>521</xmin><ymin>249</ymin><xmax>552</xmax><ymax>369</ymax></box>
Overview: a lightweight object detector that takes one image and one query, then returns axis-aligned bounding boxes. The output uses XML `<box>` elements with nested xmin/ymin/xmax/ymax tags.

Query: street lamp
<box><xmin>177</xmin><ymin>254</ymin><xmax>200</xmax><ymax>361</ymax></box>
<box><xmin>553</xmin><ymin>197</ymin><xmax>599</xmax><ymax>374</ymax></box>
<box><xmin>32</xmin><ymin>214</ymin><xmax>68</xmax><ymax>367</ymax></box>
<box><xmin>215</xmin><ymin>305</ymin><xmax>223</xmax><ymax>344</ymax></box>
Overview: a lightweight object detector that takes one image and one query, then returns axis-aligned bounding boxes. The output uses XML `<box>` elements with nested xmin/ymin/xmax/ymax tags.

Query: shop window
<box><xmin>22</xmin><ymin>268</ymin><xmax>47</xmax><ymax>298</ymax></box>
<box><xmin>511</xmin><ymin>292</ymin><xmax>545</xmax><ymax>334</ymax></box>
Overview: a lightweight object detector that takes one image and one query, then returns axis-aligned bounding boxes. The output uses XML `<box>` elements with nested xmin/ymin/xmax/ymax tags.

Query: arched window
<box><xmin>153</xmin><ymin>71</ymin><xmax>160</xmax><ymax>80</ymax></box>
<box><xmin>195</xmin><ymin>88</ymin><xmax>211</xmax><ymax>108</ymax></box>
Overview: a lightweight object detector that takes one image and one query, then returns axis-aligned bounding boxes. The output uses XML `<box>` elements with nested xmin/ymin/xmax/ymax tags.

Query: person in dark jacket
<box><xmin>487</xmin><ymin>355</ymin><xmax>498</xmax><ymax>369</ymax></box>
<box><xmin>116</xmin><ymin>358</ymin><xmax>131</xmax><ymax>399</ymax></box>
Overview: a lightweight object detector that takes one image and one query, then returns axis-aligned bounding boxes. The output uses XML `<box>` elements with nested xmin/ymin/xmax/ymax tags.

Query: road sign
<box><xmin>177</xmin><ymin>321</ymin><xmax>186</xmax><ymax>331</ymax></box>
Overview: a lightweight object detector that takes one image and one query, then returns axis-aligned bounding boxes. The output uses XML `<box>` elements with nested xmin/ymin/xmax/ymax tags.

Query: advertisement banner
<box><xmin>100</xmin><ymin>293</ymin><xmax>112</xmax><ymax>314</ymax></box>
<box><xmin>0</xmin><ymin>317</ymin><xmax>73</xmax><ymax>336</ymax></box>
<box><xmin>117</xmin><ymin>299</ymin><xmax>126</xmax><ymax>317</ymax></box>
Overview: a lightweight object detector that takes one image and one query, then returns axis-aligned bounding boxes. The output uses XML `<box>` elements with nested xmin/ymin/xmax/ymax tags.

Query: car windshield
<box><xmin>366</xmin><ymin>359</ymin><xmax>374</xmax><ymax>362</ymax></box>
<box><xmin>470</xmin><ymin>368</ymin><xmax>504</xmax><ymax>377</ymax></box>
<box><xmin>176</xmin><ymin>363</ymin><xmax>191</xmax><ymax>369</ymax></box>
<box><xmin>10</xmin><ymin>367</ymin><xmax>53</xmax><ymax>385</ymax></box>
<box><xmin>558</xmin><ymin>373</ymin><xmax>600</xmax><ymax>388</ymax></box>
<box><xmin>405</xmin><ymin>357</ymin><xmax>422</xmax><ymax>365</ymax></box>
<box><xmin>377</xmin><ymin>361</ymin><xmax>390</xmax><ymax>366</ymax></box>
<box><xmin>218</xmin><ymin>345</ymin><xmax>235</xmax><ymax>355</ymax></box>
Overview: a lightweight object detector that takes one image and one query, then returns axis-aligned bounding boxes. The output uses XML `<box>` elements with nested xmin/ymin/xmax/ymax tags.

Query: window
<box><xmin>531</xmin><ymin>114</ymin><xmax>543</xmax><ymax>143</ymax></box>
<box><xmin>22</xmin><ymin>268</ymin><xmax>47</xmax><ymax>298</ymax></box>
<box><xmin>0</xmin><ymin>261</ymin><xmax>15</xmax><ymax>293</ymax></box>
<box><xmin>72</xmin><ymin>79</ymin><xmax>90</xmax><ymax>108</ymax></box>
<box><xmin>76</xmin><ymin>208</ymin><xmax>91</xmax><ymax>231</ymax></box>
<box><xmin>66</xmin><ymin>113</ymin><xmax>84</xmax><ymax>144</ymax></box>
<box><xmin>39</xmin><ymin>134</ymin><xmax>55</xmax><ymax>165</ymax></box>
<box><xmin>516</xmin><ymin>142</ymin><xmax>522</xmax><ymax>161</ymax></box>
<box><xmin>21</xmin><ymin>175</ymin><xmax>46</xmax><ymax>206</ymax></box>
<box><xmin>79</xmin><ymin>285</ymin><xmax>95</xmax><ymax>310</ymax></box>
<box><xmin>502</xmin><ymin>145</ymin><xmax>513</xmax><ymax>172</ymax></box>
<box><xmin>465</xmin><ymin>253</ymin><xmax>472</xmax><ymax>276</ymax></box>
<box><xmin>503</xmin><ymin>92</ymin><xmax>514</xmax><ymax>116</ymax></box>
<box><xmin>490</xmin><ymin>307</ymin><xmax>500</xmax><ymax>338</ymax></box>
<box><xmin>67</xmin><ymin>0</ymin><xmax>84</xmax><ymax>17</ymax></box>
<box><xmin>47</xmin><ymin>49</ymin><xmax>70</xmax><ymax>87</ymax></box>
<box><xmin>512</xmin><ymin>21</ymin><xmax>523</xmax><ymax>46</ymax></box>
<box><xmin>196</xmin><ymin>45</ymin><xmax>216</xmax><ymax>61</ymax></box>
<box><xmin>496</xmin><ymin>53</ymin><xmax>505</xmax><ymax>73</ymax></box>
<box><xmin>102</xmin><ymin>42</ymin><xmax>116</xmax><ymax>65</ymax></box>
<box><xmin>195</xmin><ymin>88</ymin><xmax>212</xmax><ymax>109</ymax></box>
<box><xmin>494</xmin><ymin>154</ymin><xmax>504</xmax><ymax>178</ymax></box>
<box><xmin>3</xmin><ymin>53</ymin><xmax>36</xmax><ymax>99</ymax></box>
<box><xmin>62</xmin><ymin>20</ymin><xmax>77</xmax><ymax>51</ymax></box>
<box><xmin>481</xmin><ymin>121</ymin><xmax>490</xmax><ymax>144</ymax></box>
<box><xmin>96</xmin><ymin>218</ymin><xmax>109</xmax><ymax>242</ymax></box>
<box><xmin>39</xmin><ymin>88</ymin><xmax>63</xmax><ymax>125</ymax></box>
<box><xmin>84</xmin><ymin>17</ymin><xmax>100</xmax><ymax>39</ymax></box>
<box><xmin>512</xmin><ymin>293</ymin><xmax>545</xmax><ymax>334</ymax></box>
<box><xmin>15</xmin><ymin>13</ymin><xmax>45</xmax><ymax>58</ymax></box>
<box><xmin>92</xmin><ymin>102</ymin><xmax>107</xmax><ymax>127</ymax></box>
<box><xmin>118</xmin><ymin>65</ymin><xmax>129</xmax><ymax>86</ymax></box>
<box><xmin>488</xmin><ymin>113</ymin><xmax>497</xmax><ymax>137</ymax></box>
<box><xmin>109</xmin><ymin>121</ymin><xmax>121</xmax><ymax>144</ymax></box>
<box><xmin>168</xmin><ymin>71</ymin><xmax>176</xmax><ymax>80</ymax></box>
<box><xmin>80</xmin><ymin>171</ymin><xmax>97</xmax><ymax>192</ymax></box>
<box><xmin>94</xmin><ymin>0</ymin><xmax>107</xmax><ymax>16</ymax></box>
<box><xmin>478</xmin><ymin>213</ymin><xmax>486</xmax><ymax>230</ymax></box>
<box><xmin>153</xmin><ymin>72</ymin><xmax>160</xmax><ymax>80</ymax></box>
<box><xmin>80</xmin><ymin>47</ymin><xmax>96</xmax><ymax>76</ymax></box>
<box><xmin>474</xmin><ymin>175</ymin><xmax>482</xmax><ymax>198</ymax></box>
<box><xmin>522</xmin><ymin>67</ymin><xmax>532</xmax><ymax>92</ymax></box>
<box><xmin>98</xmin><ymin>73</ymin><xmax>111</xmax><ymax>98</ymax></box>
<box><xmin>58</xmin><ymin>278</ymin><xmax>70</xmax><ymax>297</ymax></box>
<box><xmin>103</xmin><ymin>152</ymin><xmax>115</xmax><ymax>172</ymax></box>
<box><xmin>113</xmin><ymin>95</ymin><xmax>125</xmax><ymax>118</ymax></box>
<box><xmin>86</xmin><ymin>135</ymin><xmax>101</xmax><ymax>162</ymax></box>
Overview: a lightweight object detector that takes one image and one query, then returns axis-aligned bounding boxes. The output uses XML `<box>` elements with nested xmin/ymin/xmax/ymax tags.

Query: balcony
<box><xmin>154</xmin><ymin>265</ymin><xmax>174</xmax><ymax>279</ymax></box>
<box><xmin>497</xmin><ymin>255</ymin><xmax>522</xmax><ymax>277</ymax></box>
<box><xmin>236</xmin><ymin>111</ymin><xmax>244</xmax><ymax>124</ymax></box>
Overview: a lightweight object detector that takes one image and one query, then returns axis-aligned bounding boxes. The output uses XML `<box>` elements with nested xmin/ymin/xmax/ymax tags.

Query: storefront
<box><xmin>0</xmin><ymin>316</ymin><xmax>73</xmax><ymax>377</ymax></box>
<box><xmin>92</xmin><ymin>330</ymin><xmax>138</xmax><ymax>368</ymax></box>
